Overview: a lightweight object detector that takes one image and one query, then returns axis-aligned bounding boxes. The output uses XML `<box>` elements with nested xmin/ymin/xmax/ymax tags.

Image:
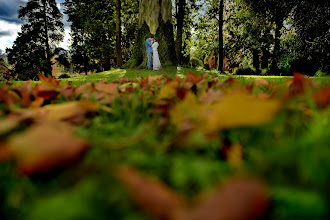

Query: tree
<box><xmin>6</xmin><ymin>0</ymin><xmax>64</xmax><ymax>79</ymax></box>
<box><xmin>218</xmin><ymin>0</ymin><xmax>224</xmax><ymax>72</ymax></box>
<box><xmin>291</xmin><ymin>0</ymin><xmax>330</xmax><ymax>74</ymax></box>
<box><xmin>63</xmin><ymin>0</ymin><xmax>116</xmax><ymax>74</ymax></box>
<box><xmin>240</xmin><ymin>0</ymin><xmax>295</xmax><ymax>74</ymax></box>
<box><xmin>116</xmin><ymin>0</ymin><xmax>123</xmax><ymax>67</ymax></box>
<box><xmin>127</xmin><ymin>0</ymin><xmax>176</xmax><ymax>68</ymax></box>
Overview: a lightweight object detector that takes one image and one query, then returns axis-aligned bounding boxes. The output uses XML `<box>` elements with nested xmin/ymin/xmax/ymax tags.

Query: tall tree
<box><xmin>240</xmin><ymin>0</ymin><xmax>295</xmax><ymax>74</ymax></box>
<box><xmin>6</xmin><ymin>0</ymin><xmax>64</xmax><ymax>79</ymax></box>
<box><xmin>127</xmin><ymin>0</ymin><xmax>176</xmax><ymax>68</ymax></box>
<box><xmin>63</xmin><ymin>0</ymin><xmax>116</xmax><ymax>74</ymax></box>
<box><xmin>116</xmin><ymin>0</ymin><xmax>123</xmax><ymax>67</ymax></box>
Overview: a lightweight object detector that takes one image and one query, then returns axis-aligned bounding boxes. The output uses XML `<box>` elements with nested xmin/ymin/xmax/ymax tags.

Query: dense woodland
<box><xmin>2</xmin><ymin>0</ymin><xmax>330</xmax><ymax>80</ymax></box>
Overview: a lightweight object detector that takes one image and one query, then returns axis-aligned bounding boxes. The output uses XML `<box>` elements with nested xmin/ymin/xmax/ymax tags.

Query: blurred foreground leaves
<box><xmin>0</xmin><ymin>73</ymin><xmax>329</xmax><ymax>220</ymax></box>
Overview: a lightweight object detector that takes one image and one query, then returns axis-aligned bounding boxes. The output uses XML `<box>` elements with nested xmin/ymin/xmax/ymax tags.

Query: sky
<box><xmin>0</xmin><ymin>0</ymin><xmax>71</xmax><ymax>53</ymax></box>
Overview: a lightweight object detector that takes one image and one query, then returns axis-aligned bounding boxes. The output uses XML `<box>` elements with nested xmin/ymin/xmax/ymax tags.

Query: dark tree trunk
<box><xmin>42</xmin><ymin>0</ymin><xmax>52</xmax><ymax>76</ymax></box>
<box><xmin>270</xmin><ymin>19</ymin><xmax>282</xmax><ymax>74</ymax></box>
<box><xmin>261</xmin><ymin>47</ymin><xmax>269</xmax><ymax>69</ymax></box>
<box><xmin>116</xmin><ymin>0</ymin><xmax>123</xmax><ymax>67</ymax></box>
<box><xmin>127</xmin><ymin>19</ymin><xmax>177</xmax><ymax>69</ymax></box>
<box><xmin>176</xmin><ymin>0</ymin><xmax>185</xmax><ymax>66</ymax></box>
<box><xmin>252</xmin><ymin>49</ymin><xmax>260</xmax><ymax>74</ymax></box>
<box><xmin>218</xmin><ymin>0</ymin><xmax>224</xmax><ymax>72</ymax></box>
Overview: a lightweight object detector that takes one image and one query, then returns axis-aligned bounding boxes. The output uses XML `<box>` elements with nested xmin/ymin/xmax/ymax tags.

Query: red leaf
<box><xmin>314</xmin><ymin>85</ymin><xmax>330</xmax><ymax>108</ymax></box>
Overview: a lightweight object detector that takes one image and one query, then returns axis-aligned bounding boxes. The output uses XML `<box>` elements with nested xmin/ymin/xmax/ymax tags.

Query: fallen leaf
<box><xmin>116</xmin><ymin>167</ymin><xmax>187</xmax><ymax>220</ymax></box>
<box><xmin>157</xmin><ymin>80</ymin><xmax>180</xmax><ymax>100</ymax></box>
<box><xmin>11</xmin><ymin>100</ymin><xmax>99</xmax><ymax>124</ymax></box>
<box><xmin>5</xmin><ymin>121</ymin><xmax>89</xmax><ymax>175</ymax></box>
<box><xmin>313</xmin><ymin>85</ymin><xmax>330</xmax><ymax>108</ymax></box>
<box><xmin>179</xmin><ymin>179</ymin><xmax>268</xmax><ymax>220</ymax></box>
<box><xmin>186</xmin><ymin>72</ymin><xmax>202</xmax><ymax>84</ymax></box>
<box><xmin>207</xmin><ymin>93</ymin><xmax>281</xmax><ymax>131</ymax></box>
<box><xmin>95</xmin><ymin>82</ymin><xmax>118</xmax><ymax>95</ymax></box>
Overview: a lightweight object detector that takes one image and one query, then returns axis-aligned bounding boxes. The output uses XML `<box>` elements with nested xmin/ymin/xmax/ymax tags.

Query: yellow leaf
<box><xmin>207</xmin><ymin>93</ymin><xmax>280</xmax><ymax>131</ymax></box>
<box><xmin>157</xmin><ymin>80</ymin><xmax>179</xmax><ymax>100</ymax></box>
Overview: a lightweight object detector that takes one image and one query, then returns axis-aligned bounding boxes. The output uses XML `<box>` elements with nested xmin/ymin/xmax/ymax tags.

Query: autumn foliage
<box><xmin>0</xmin><ymin>72</ymin><xmax>329</xmax><ymax>220</ymax></box>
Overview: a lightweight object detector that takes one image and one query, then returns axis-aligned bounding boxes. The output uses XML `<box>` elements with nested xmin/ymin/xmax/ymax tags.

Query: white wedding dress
<box><xmin>152</xmin><ymin>42</ymin><xmax>162</xmax><ymax>70</ymax></box>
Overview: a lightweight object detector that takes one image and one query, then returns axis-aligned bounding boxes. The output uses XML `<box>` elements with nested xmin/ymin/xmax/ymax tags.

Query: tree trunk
<box><xmin>261</xmin><ymin>47</ymin><xmax>269</xmax><ymax>69</ymax></box>
<box><xmin>116</xmin><ymin>0</ymin><xmax>123</xmax><ymax>67</ymax></box>
<box><xmin>176</xmin><ymin>0</ymin><xmax>185</xmax><ymax>66</ymax></box>
<box><xmin>42</xmin><ymin>0</ymin><xmax>52</xmax><ymax>76</ymax></box>
<box><xmin>270</xmin><ymin>19</ymin><xmax>282</xmax><ymax>74</ymax></box>
<box><xmin>218</xmin><ymin>0</ymin><xmax>224</xmax><ymax>73</ymax></box>
<box><xmin>252</xmin><ymin>49</ymin><xmax>260</xmax><ymax>74</ymax></box>
<box><xmin>126</xmin><ymin>0</ymin><xmax>176</xmax><ymax>69</ymax></box>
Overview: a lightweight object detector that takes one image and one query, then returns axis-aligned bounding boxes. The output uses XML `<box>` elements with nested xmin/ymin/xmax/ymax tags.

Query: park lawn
<box><xmin>0</xmin><ymin>68</ymin><xmax>330</xmax><ymax>220</ymax></box>
<box><xmin>60</xmin><ymin>66</ymin><xmax>330</xmax><ymax>86</ymax></box>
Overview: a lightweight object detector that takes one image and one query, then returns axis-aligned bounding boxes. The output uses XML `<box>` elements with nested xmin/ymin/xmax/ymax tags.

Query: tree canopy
<box><xmin>4</xmin><ymin>0</ymin><xmax>330</xmax><ymax>79</ymax></box>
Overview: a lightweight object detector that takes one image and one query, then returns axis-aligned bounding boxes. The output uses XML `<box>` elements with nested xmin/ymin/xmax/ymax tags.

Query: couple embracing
<box><xmin>146</xmin><ymin>36</ymin><xmax>162</xmax><ymax>71</ymax></box>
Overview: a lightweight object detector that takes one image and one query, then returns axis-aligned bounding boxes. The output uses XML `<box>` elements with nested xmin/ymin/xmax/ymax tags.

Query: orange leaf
<box><xmin>116</xmin><ymin>167</ymin><xmax>187</xmax><ymax>220</ymax></box>
<box><xmin>186</xmin><ymin>72</ymin><xmax>202</xmax><ymax>84</ymax></box>
<box><xmin>6</xmin><ymin>122</ymin><xmax>89</xmax><ymax>175</ymax></box>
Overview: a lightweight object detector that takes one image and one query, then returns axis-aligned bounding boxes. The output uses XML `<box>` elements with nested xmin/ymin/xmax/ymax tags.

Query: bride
<box><xmin>152</xmin><ymin>37</ymin><xmax>162</xmax><ymax>70</ymax></box>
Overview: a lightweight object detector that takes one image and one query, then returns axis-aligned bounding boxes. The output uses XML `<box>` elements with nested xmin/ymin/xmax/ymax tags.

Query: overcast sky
<box><xmin>0</xmin><ymin>0</ymin><xmax>70</xmax><ymax>52</ymax></box>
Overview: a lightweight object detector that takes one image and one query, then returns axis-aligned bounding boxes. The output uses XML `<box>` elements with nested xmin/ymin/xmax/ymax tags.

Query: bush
<box><xmin>315</xmin><ymin>70</ymin><xmax>328</xmax><ymax>77</ymax></box>
<box><xmin>234</xmin><ymin>67</ymin><xmax>255</xmax><ymax>75</ymax></box>
<box><xmin>58</xmin><ymin>73</ymin><xmax>71</xmax><ymax>79</ymax></box>
<box><xmin>190</xmin><ymin>57</ymin><xmax>203</xmax><ymax>67</ymax></box>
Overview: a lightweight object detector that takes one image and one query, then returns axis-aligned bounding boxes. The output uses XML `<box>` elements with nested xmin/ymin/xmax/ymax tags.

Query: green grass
<box><xmin>2</xmin><ymin>66</ymin><xmax>330</xmax><ymax>86</ymax></box>
<box><xmin>60</xmin><ymin>66</ymin><xmax>330</xmax><ymax>86</ymax></box>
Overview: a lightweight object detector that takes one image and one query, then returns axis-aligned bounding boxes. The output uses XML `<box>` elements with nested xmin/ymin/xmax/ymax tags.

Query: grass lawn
<box><xmin>59</xmin><ymin>66</ymin><xmax>330</xmax><ymax>86</ymax></box>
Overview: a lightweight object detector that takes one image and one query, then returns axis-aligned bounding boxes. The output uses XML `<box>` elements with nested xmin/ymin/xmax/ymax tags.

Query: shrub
<box><xmin>190</xmin><ymin>57</ymin><xmax>203</xmax><ymax>67</ymax></box>
<box><xmin>235</xmin><ymin>67</ymin><xmax>255</xmax><ymax>75</ymax></box>
<box><xmin>58</xmin><ymin>73</ymin><xmax>71</xmax><ymax>79</ymax></box>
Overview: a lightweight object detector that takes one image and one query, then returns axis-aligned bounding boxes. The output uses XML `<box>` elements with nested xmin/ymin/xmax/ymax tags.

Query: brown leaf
<box><xmin>11</xmin><ymin>81</ymin><xmax>35</xmax><ymax>107</ymax></box>
<box><xmin>11</xmin><ymin>100</ymin><xmax>99</xmax><ymax>124</ymax></box>
<box><xmin>288</xmin><ymin>72</ymin><xmax>314</xmax><ymax>97</ymax></box>
<box><xmin>116</xmin><ymin>167</ymin><xmax>187</xmax><ymax>220</ymax></box>
<box><xmin>5</xmin><ymin>121</ymin><xmax>89</xmax><ymax>175</ymax></box>
<box><xmin>179</xmin><ymin>179</ymin><xmax>268</xmax><ymax>220</ymax></box>
<box><xmin>0</xmin><ymin>86</ymin><xmax>20</xmax><ymax>107</ymax></box>
<box><xmin>95</xmin><ymin>82</ymin><xmax>118</xmax><ymax>95</ymax></box>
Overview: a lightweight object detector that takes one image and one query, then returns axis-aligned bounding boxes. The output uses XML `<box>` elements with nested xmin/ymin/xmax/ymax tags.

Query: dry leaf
<box><xmin>179</xmin><ymin>179</ymin><xmax>268</xmax><ymax>220</ymax></box>
<box><xmin>5</xmin><ymin>121</ymin><xmax>89</xmax><ymax>175</ymax></box>
<box><xmin>116</xmin><ymin>167</ymin><xmax>187</xmax><ymax>220</ymax></box>
<box><xmin>207</xmin><ymin>93</ymin><xmax>281</xmax><ymax>131</ymax></box>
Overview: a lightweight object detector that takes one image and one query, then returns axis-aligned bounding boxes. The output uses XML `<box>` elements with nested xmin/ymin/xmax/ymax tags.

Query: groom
<box><xmin>145</xmin><ymin>36</ymin><xmax>154</xmax><ymax>71</ymax></box>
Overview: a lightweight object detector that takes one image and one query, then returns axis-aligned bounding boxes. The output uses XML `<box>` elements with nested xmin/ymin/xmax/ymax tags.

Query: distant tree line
<box><xmin>4</xmin><ymin>0</ymin><xmax>329</xmax><ymax>80</ymax></box>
